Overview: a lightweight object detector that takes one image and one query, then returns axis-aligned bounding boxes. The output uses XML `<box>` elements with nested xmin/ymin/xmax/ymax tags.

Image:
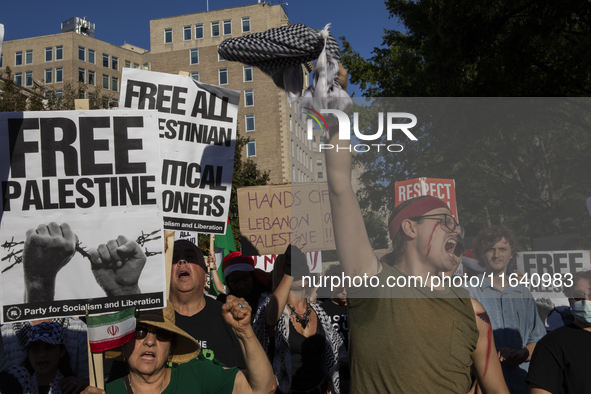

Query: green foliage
<box><xmin>0</xmin><ymin>67</ymin><xmax>28</xmax><ymax>112</ymax></box>
<box><xmin>339</xmin><ymin>1</ymin><xmax>591</xmax><ymax>246</ymax></box>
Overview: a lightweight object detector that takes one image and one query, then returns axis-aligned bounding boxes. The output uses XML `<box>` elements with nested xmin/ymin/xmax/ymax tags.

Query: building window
<box><xmin>318</xmin><ymin>172</ymin><xmax>324</xmax><ymax>179</ymax></box>
<box><xmin>89</xmin><ymin>49</ymin><xmax>95</xmax><ymax>64</ymax></box>
<box><xmin>25</xmin><ymin>71</ymin><xmax>33</xmax><ymax>86</ymax></box>
<box><xmin>143</xmin><ymin>63</ymin><xmax>149</xmax><ymax>70</ymax></box>
<box><xmin>243</xmin><ymin>66</ymin><xmax>253</xmax><ymax>82</ymax></box>
<box><xmin>45</xmin><ymin>47</ymin><xmax>53</xmax><ymax>62</ymax></box>
<box><xmin>56</xmin><ymin>46</ymin><xmax>63</xmax><ymax>60</ymax></box>
<box><xmin>56</xmin><ymin>90</ymin><xmax>63</xmax><ymax>98</ymax></box>
<box><xmin>25</xmin><ymin>50</ymin><xmax>33</xmax><ymax>64</ymax></box>
<box><xmin>218</xmin><ymin>46</ymin><xmax>225</xmax><ymax>61</ymax></box>
<box><xmin>164</xmin><ymin>28</ymin><xmax>173</xmax><ymax>43</ymax></box>
<box><xmin>211</xmin><ymin>22</ymin><xmax>220</xmax><ymax>37</ymax></box>
<box><xmin>79</xmin><ymin>90</ymin><xmax>86</xmax><ymax>99</ymax></box>
<box><xmin>244</xmin><ymin>89</ymin><xmax>254</xmax><ymax>106</ymax></box>
<box><xmin>245</xmin><ymin>114</ymin><xmax>255</xmax><ymax>132</ymax></box>
<box><xmin>88</xmin><ymin>70</ymin><xmax>95</xmax><ymax>86</ymax></box>
<box><xmin>103</xmin><ymin>54</ymin><xmax>109</xmax><ymax>68</ymax></box>
<box><xmin>190</xmin><ymin>72</ymin><xmax>199</xmax><ymax>81</ymax></box>
<box><xmin>112</xmin><ymin>77</ymin><xmax>119</xmax><ymax>92</ymax></box>
<box><xmin>112</xmin><ymin>98</ymin><xmax>119</xmax><ymax>108</ymax></box>
<box><xmin>184</xmin><ymin>25</ymin><xmax>191</xmax><ymax>41</ymax></box>
<box><xmin>78</xmin><ymin>46</ymin><xmax>85</xmax><ymax>62</ymax></box>
<box><xmin>112</xmin><ymin>56</ymin><xmax>118</xmax><ymax>70</ymax></box>
<box><xmin>242</xmin><ymin>17</ymin><xmax>251</xmax><ymax>33</ymax></box>
<box><xmin>190</xmin><ymin>48</ymin><xmax>199</xmax><ymax>65</ymax></box>
<box><xmin>219</xmin><ymin>68</ymin><xmax>228</xmax><ymax>85</ymax></box>
<box><xmin>15</xmin><ymin>73</ymin><xmax>22</xmax><ymax>86</ymax></box>
<box><xmin>55</xmin><ymin>67</ymin><xmax>63</xmax><ymax>83</ymax></box>
<box><xmin>223</xmin><ymin>20</ymin><xmax>232</xmax><ymax>35</ymax></box>
<box><xmin>125</xmin><ymin>60</ymin><xmax>131</xmax><ymax>68</ymax></box>
<box><xmin>247</xmin><ymin>139</ymin><xmax>256</xmax><ymax>157</ymax></box>
<box><xmin>317</xmin><ymin>159</ymin><xmax>322</xmax><ymax>166</ymax></box>
<box><xmin>195</xmin><ymin>24</ymin><xmax>203</xmax><ymax>39</ymax></box>
<box><xmin>133</xmin><ymin>63</ymin><xmax>140</xmax><ymax>69</ymax></box>
<box><xmin>0</xmin><ymin>54</ymin><xmax>3</xmax><ymax>68</ymax></box>
<box><xmin>45</xmin><ymin>68</ymin><xmax>53</xmax><ymax>84</ymax></box>
<box><xmin>78</xmin><ymin>68</ymin><xmax>85</xmax><ymax>83</ymax></box>
<box><xmin>15</xmin><ymin>51</ymin><xmax>22</xmax><ymax>66</ymax></box>
<box><xmin>103</xmin><ymin>74</ymin><xmax>109</xmax><ymax>89</ymax></box>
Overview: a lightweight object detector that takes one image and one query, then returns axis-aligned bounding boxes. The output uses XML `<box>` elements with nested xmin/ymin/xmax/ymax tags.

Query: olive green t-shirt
<box><xmin>106</xmin><ymin>356</ymin><xmax>239</xmax><ymax>394</ymax></box>
<box><xmin>347</xmin><ymin>264</ymin><xmax>479</xmax><ymax>393</ymax></box>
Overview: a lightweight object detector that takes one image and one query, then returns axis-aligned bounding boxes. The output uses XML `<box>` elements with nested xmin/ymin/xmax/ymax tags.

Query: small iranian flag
<box><xmin>87</xmin><ymin>307</ymin><xmax>136</xmax><ymax>353</ymax></box>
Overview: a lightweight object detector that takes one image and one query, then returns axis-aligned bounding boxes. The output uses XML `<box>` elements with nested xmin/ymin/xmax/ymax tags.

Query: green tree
<box><xmin>0</xmin><ymin>67</ymin><xmax>28</xmax><ymax>112</ymax></box>
<box><xmin>339</xmin><ymin>1</ymin><xmax>591</xmax><ymax>245</ymax></box>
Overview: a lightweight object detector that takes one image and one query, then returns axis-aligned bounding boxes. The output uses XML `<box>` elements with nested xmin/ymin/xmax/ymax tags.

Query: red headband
<box><xmin>388</xmin><ymin>196</ymin><xmax>449</xmax><ymax>241</ymax></box>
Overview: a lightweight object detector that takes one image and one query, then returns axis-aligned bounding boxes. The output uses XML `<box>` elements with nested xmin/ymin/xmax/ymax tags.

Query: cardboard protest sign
<box><xmin>395</xmin><ymin>177</ymin><xmax>458</xmax><ymax>220</ymax></box>
<box><xmin>516</xmin><ymin>250</ymin><xmax>591</xmax><ymax>306</ymax></box>
<box><xmin>0</xmin><ymin>110</ymin><xmax>165</xmax><ymax>323</ymax></box>
<box><xmin>238</xmin><ymin>183</ymin><xmax>334</xmax><ymax>255</ymax></box>
<box><xmin>253</xmin><ymin>251</ymin><xmax>322</xmax><ymax>273</ymax></box>
<box><xmin>119</xmin><ymin>68</ymin><xmax>239</xmax><ymax>235</ymax></box>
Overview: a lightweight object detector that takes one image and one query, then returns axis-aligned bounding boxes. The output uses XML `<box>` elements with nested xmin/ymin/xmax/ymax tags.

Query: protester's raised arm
<box><xmin>325</xmin><ymin>65</ymin><xmax>379</xmax><ymax>278</ymax></box>
<box><xmin>208</xmin><ymin>252</ymin><xmax>226</xmax><ymax>294</ymax></box>
<box><xmin>470</xmin><ymin>298</ymin><xmax>509</xmax><ymax>394</ymax></box>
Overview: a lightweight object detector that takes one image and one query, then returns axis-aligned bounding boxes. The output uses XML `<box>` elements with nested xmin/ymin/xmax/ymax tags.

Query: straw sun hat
<box><xmin>105</xmin><ymin>302</ymin><xmax>200</xmax><ymax>364</ymax></box>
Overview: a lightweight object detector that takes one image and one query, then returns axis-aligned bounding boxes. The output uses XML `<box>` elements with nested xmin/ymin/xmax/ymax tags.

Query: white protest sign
<box><xmin>254</xmin><ymin>251</ymin><xmax>322</xmax><ymax>273</ymax></box>
<box><xmin>119</xmin><ymin>68</ymin><xmax>239</xmax><ymax>235</ymax></box>
<box><xmin>0</xmin><ymin>110</ymin><xmax>166</xmax><ymax>323</ymax></box>
<box><xmin>516</xmin><ymin>250</ymin><xmax>591</xmax><ymax>306</ymax></box>
<box><xmin>0</xmin><ymin>24</ymin><xmax>4</xmax><ymax>58</ymax></box>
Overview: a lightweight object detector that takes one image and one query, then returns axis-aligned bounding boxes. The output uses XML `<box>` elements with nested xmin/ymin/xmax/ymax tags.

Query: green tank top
<box><xmin>347</xmin><ymin>264</ymin><xmax>478</xmax><ymax>393</ymax></box>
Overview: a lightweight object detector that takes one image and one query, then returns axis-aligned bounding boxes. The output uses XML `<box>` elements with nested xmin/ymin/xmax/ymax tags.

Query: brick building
<box><xmin>0</xmin><ymin>3</ymin><xmax>322</xmax><ymax>184</ymax></box>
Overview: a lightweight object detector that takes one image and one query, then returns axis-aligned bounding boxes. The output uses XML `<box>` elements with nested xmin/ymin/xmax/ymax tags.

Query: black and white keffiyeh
<box><xmin>253</xmin><ymin>296</ymin><xmax>342</xmax><ymax>394</ymax></box>
<box><xmin>218</xmin><ymin>23</ymin><xmax>346</xmax><ymax>103</ymax></box>
<box><xmin>6</xmin><ymin>365</ymin><xmax>65</xmax><ymax>394</ymax></box>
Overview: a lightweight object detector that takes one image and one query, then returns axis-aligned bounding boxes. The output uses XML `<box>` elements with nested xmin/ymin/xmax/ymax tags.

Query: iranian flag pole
<box><xmin>86</xmin><ymin>309</ymin><xmax>104</xmax><ymax>389</ymax></box>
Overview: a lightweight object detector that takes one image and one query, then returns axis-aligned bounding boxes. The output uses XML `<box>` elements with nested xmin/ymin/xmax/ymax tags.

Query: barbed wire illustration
<box><xmin>2</xmin><ymin>229</ymin><xmax>162</xmax><ymax>273</ymax></box>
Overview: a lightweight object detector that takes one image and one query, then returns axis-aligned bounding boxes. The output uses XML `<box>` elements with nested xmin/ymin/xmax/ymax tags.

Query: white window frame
<box><xmin>245</xmin><ymin>114</ymin><xmax>255</xmax><ymax>132</ymax></box>
<box><xmin>164</xmin><ymin>28</ymin><xmax>173</xmax><ymax>43</ymax></box>
<box><xmin>242</xmin><ymin>17</ymin><xmax>251</xmax><ymax>33</ymax></box>
<box><xmin>211</xmin><ymin>21</ymin><xmax>220</xmax><ymax>37</ymax></box>
<box><xmin>218</xmin><ymin>46</ymin><xmax>225</xmax><ymax>61</ymax></box>
<box><xmin>244</xmin><ymin>89</ymin><xmax>254</xmax><ymax>107</ymax></box>
<box><xmin>15</xmin><ymin>51</ymin><xmax>22</xmax><ymax>66</ymax></box>
<box><xmin>88</xmin><ymin>70</ymin><xmax>95</xmax><ymax>86</ymax></box>
<box><xmin>45</xmin><ymin>68</ymin><xmax>53</xmax><ymax>84</ymax></box>
<box><xmin>45</xmin><ymin>47</ymin><xmax>52</xmax><ymax>62</ymax></box>
<box><xmin>25</xmin><ymin>50</ymin><xmax>33</xmax><ymax>65</ymax></box>
<box><xmin>223</xmin><ymin>20</ymin><xmax>232</xmax><ymax>35</ymax></box>
<box><xmin>56</xmin><ymin>89</ymin><xmax>63</xmax><ymax>98</ymax></box>
<box><xmin>243</xmin><ymin>65</ymin><xmax>253</xmax><ymax>82</ymax></box>
<box><xmin>15</xmin><ymin>72</ymin><xmax>22</xmax><ymax>86</ymax></box>
<box><xmin>88</xmin><ymin>49</ymin><xmax>95</xmax><ymax>64</ymax></box>
<box><xmin>247</xmin><ymin>139</ymin><xmax>256</xmax><ymax>157</ymax></box>
<box><xmin>103</xmin><ymin>54</ymin><xmax>109</xmax><ymax>68</ymax></box>
<box><xmin>78</xmin><ymin>46</ymin><xmax>85</xmax><ymax>62</ymax></box>
<box><xmin>112</xmin><ymin>76</ymin><xmax>119</xmax><ymax>92</ymax></box>
<box><xmin>78</xmin><ymin>68</ymin><xmax>86</xmax><ymax>84</ymax></box>
<box><xmin>195</xmin><ymin>24</ymin><xmax>204</xmax><ymax>39</ymax></box>
<box><xmin>112</xmin><ymin>56</ymin><xmax>118</xmax><ymax>71</ymax></box>
<box><xmin>219</xmin><ymin>68</ymin><xmax>228</xmax><ymax>85</ymax></box>
<box><xmin>55</xmin><ymin>67</ymin><xmax>63</xmax><ymax>83</ymax></box>
<box><xmin>190</xmin><ymin>72</ymin><xmax>199</xmax><ymax>81</ymax></box>
<box><xmin>184</xmin><ymin>25</ymin><xmax>192</xmax><ymax>41</ymax></box>
<box><xmin>190</xmin><ymin>48</ymin><xmax>199</xmax><ymax>65</ymax></box>
<box><xmin>56</xmin><ymin>46</ymin><xmax>63</xmax><ymax>60</ymax></box>
<box><xmin>102</xmin><ymin>74</ymin><xmax>109</xmax><ymax>89</ymax></box>
<box><xmin>125</xmin><ymin>60</ymin><xmax>131</xmax><ymax>68</ymax></box>
<box><xmin>25</xmin><ymin>71</ymin><xmax>33</xmax><ymax>86</ymax></box>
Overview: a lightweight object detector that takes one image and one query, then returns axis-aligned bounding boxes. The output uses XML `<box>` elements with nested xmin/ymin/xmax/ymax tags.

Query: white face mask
<box><xmin>570</xmin><ymin>300</ymin><xmax>591</xmax><ymax>325</ymax></box>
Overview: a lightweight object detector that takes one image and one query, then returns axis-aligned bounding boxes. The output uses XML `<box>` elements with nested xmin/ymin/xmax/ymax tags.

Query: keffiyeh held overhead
<box><xmin>218</xmin><ymin>23</ymin><xmax>347</xmax><ymax>103</ymax></box>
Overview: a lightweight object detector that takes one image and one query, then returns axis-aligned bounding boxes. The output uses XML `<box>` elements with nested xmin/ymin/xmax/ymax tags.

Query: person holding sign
<box><xmin>465</xmin><ymin>225</ymin><xmax>545</xmax><ymax>394</ymax></box>
<box><xmin>82</xmin><ymin>300</ymin><xmax>276</xmax><ymax>394</ymax></box>
<box><xmin>324</xmin><ymin>65</ymin><xmax>508</xmax><ymax>393</ymax></box>
<box><xmin>527</xmin><ymin>270</ymin><xmax>591</xmax><ymax>394</ymax></box>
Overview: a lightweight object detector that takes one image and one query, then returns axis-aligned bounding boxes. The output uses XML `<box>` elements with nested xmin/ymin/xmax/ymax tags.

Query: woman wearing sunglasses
<box><xmin>81</xmin><ymin>299</ymin><xmax>276</xmax><ymax>394</ymax></box>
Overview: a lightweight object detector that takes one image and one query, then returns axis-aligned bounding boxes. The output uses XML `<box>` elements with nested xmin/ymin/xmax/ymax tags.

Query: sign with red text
<box><xmin>394</xmin><ymin>177</ymin><xmax>458</xmax><ymax>220</ymax></box>
<box><xmin>237</xmin><ymin>183</ymin><xmax>333</xmax><ymax>255</ymax></box>
<box><xmin>254</xmin><ymin>251</ymin><xmax>322</xmax><ymax>273</ymax></box>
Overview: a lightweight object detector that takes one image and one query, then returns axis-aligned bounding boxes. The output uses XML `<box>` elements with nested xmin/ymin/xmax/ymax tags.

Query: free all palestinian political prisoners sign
<box><xmin>238</xmin><ymin>183</ymin><xmax>334</xmax><ymax>255</ymax></box>
<box><xmin>394</xmin><ymin>177</ymin><xmax>458</xmax><ymax>221</ymax></box>
<box><xmin>0</xmin><ymin>111</ymin><xmax>166</xmax><ymax>323</ymax></box>
<box><xmin>119</xmin><ymin>69</ymin><xmax>239</xmax><ymax>235</ymax></box>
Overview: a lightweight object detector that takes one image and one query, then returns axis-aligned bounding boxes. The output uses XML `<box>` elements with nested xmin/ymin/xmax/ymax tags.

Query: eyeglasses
<box><xmin>572</xmin><ymin>291</ymin><xmax>591</xmax><ymax>302</ymax></box>
<box><xmin>134</xmin><ymin>325</ymin><xmax>173</xmax><ymax>342</ymax></box>
<box><xmin>410</xmin><ymin>213</ymin><xmax>465</xmax><ymax>238</ymax></box>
